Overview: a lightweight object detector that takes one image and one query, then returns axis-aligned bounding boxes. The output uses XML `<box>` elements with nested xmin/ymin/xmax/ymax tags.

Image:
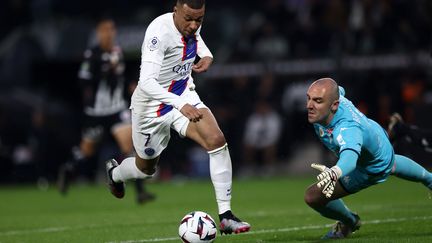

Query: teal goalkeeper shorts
<box><xmin>338</xmin><ymin>155</ymin><xmax>395</xmax><ymax>194</ymax></box>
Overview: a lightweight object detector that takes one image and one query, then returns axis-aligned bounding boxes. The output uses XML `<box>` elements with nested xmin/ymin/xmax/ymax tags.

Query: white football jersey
<box><xmin>132</xmin><ymin>13</ymin><xmax>213</xmax><ymax>117</ymax></box>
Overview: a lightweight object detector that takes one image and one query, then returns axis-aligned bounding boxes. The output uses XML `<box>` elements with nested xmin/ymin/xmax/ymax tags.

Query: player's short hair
<box><xmin>177</xmin><ymin>0</ymin><xmax>205</xmax><ymax>9</ymax></box>
<box><xmin>96</xmin><ymin>15</ymin><xmax>114</xmax><ymax>25</ymax></box>
<box><xmin>94</xmin><ymin>12</ymin><xmax>116</xmax><ymax>28</ymax></box>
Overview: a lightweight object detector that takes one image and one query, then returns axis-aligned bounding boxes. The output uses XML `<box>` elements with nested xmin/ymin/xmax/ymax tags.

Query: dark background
<box><xmin>0</xmin><ymin>0</ymin><xmax>431</xmax><ymax>185</ymax></box>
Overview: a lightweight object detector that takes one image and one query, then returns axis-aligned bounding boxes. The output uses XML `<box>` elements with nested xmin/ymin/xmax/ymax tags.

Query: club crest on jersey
<box><xmin>145</xmin><ymin>148</ymin><xmax>155</xmax><ymax>156</ymax></box>
<box><xmin>319</xmin><ymin>127</ymin><xmax>324</xmax><ymax>137</ymax></box>
<box><xmin>147</xmin><ymin>37</ymin><xmax>160</xmax><ymax>51</ymax></box>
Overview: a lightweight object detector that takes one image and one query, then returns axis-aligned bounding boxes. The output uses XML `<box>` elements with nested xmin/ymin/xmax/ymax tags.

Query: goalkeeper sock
<box><xmin>209</xmin><ymin>143</ymin><xmax>232</xmax><ymax>214</ymax></box>
<box><xmin>392</xmin><ymin>154</ymin><xmax>432</xmax><ymax>189</ymax></box>
<box><xmin>112</xmin><ymin>157</ymin><xmax>153</xmax><ymax>182</ymax></box>
<box><xmin>316</xmin><ymin>199</ymin><xmax>357</xmax><ymax>227</ymax></box>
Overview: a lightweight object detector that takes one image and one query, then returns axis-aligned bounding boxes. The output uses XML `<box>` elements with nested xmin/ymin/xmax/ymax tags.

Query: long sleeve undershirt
<box><xmin>336</xmin><ymin>149</ymin><xmax>359</xmax><ymax>177</ymax></box>
<box><xmin>138</xmin><ymin>61</ymin><xmax>187</xmax><ymax>111</ymax></box>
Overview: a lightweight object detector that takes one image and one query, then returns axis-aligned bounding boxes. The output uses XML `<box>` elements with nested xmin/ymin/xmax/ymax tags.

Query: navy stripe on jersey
<box><xmin>156</xmin><ymin>77</ymin><xmax>189</xmax><ymax>117</ymax></box>
<box><xmin>181</xmin><ymin>36</ymin><xmax>197</xmax><ymax>61</ymax></box>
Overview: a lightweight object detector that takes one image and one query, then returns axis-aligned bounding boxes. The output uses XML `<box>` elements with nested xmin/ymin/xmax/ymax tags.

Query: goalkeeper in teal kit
<box><xmin>304</xmin><ymin>78</ymin><xmax>432</xmax><ymax>239</ymax></box>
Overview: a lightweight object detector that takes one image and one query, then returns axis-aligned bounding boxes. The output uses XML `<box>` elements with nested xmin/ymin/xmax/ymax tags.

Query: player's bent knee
<box><xmin>304</xmin><ymin>185</ymin><xmax>325</xmax><ymax>208</ymax></box>
<box><xmin>304</xmin><ymin>190</ymin><xmax>314</xmax><ymax>206</ymax></box>
<box><xmin>205</xmin><ymin>133</ymin><xmax>226</xmax><ymax>151</ymax></box>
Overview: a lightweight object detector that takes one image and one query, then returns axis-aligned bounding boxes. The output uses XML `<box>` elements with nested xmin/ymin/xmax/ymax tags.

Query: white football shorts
<box><xmin>131</xmin><ymin>90</ymin><xmax>208</xmax><ymax>159</ymax></box>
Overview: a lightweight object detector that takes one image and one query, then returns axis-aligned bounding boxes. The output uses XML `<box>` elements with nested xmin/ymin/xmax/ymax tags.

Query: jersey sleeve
<box><xmin>333</xmin><ymin>124</ymin><xmax>363</xmax><ymax>176</ymax></box>
<box><xmin>138</xmin><ymin>24</ymin><xmax>187</xmax><ymax>110</ymax></box>
<box><xmin>335</xmin><ymin>124</ymin><xmax>363</xmax><ymax>156</ymax></box>
<box><xmin>195</xmin><ymin>28</ymin><xmax>213</xmax><ymax>58</ymax></box>
<box><xmin>336</xmin><ymin>149</ymin><xmax>359</xmax><ymax>177</ymax></box>
<box><xmin>141</xmin><ymin>24</ymin><xmax>166</xmax><ymax>65</ymax></box>
<box><xmin>77</xmin><ymin>49</ymin><xmax>94</xmax><ymax>82</ymax></box>
<box><xmin>138</xmin><ymin>62</ymin><xmax>187</xmax><ymax>110</ymax></box>
<box><xmin>77</xmin><ymin>48</ymin><xmax>97</xmax><ymax>106</ymax></box>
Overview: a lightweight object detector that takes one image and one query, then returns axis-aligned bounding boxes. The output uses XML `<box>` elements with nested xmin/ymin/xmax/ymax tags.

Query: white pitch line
<box><xmin>105</xmin><ymin>215</ymin><xmax>432</xmax><ymax>243</ymax></box>
<box><xmin>0</xmin><ymin>227</ymin><xmax>69</xmax><ymax>236</ymax></box>
<box><xmin>1</xmin><ymin>215</ymin><xmax>431</xmax><ymax>240</ymax></box>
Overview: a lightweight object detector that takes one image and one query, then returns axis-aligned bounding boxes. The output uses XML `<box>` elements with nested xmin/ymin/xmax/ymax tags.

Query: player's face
<box><xmin>306</xmin><ymin>85</ymin><xmax>338</xmax><ymax>125</ymax></box>
<box><xmin>173</xmin><ymin>3</ymin><xmax>205</xmax><ymax>37</ymax></box>
<box><xmin>97</xmin><ymin>20</ymin><xmax>116</xmax><ymax>50</ymax></box>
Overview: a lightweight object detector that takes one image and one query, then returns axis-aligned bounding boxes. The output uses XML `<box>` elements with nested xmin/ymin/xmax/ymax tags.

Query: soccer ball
<box><xmin>178</xmin><ymin>211</ymin><xmax>217</xmax><ymax>243</ymax></box>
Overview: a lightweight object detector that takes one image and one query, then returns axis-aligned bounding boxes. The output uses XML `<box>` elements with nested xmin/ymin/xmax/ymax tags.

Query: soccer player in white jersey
<box><xmin>105</xmin><ymin>0</ymin><xmax>250</xmax><ymax>235</ymax></box>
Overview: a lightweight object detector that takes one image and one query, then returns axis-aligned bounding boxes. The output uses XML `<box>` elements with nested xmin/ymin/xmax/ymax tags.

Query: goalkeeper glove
<box><xmin>311</xmin><ymin>163</ymin><xmax>342</xmax><ymax>198</ymax></box>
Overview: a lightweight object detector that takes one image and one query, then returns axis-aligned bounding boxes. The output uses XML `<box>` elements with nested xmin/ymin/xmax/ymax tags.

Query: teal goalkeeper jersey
<box><xmin>313</xmin><ymin>88</ymin><xmax>394</xmax><ymax>175</ymax></box>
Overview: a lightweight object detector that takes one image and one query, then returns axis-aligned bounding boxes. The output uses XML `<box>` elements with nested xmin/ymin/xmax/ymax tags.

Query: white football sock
<box><xmin>208</xmin><ymin>143</ymin><xmax>232</xmax><ymax>214</ymax></box>
<box><xmin>112</xmin><ymin>157</ymin><xmax>153</xmax><ymax>182</ymax></box>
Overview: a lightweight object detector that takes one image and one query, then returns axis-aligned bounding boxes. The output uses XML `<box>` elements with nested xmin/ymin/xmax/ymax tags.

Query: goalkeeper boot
<box><xmin>219</xmin><ymin>210</ymin><xmax>251</xmax><ymax>234</ymax></box>
<box><xmin>387</xmin><ymin>113</ymin><xmax>404</xmax><ymax>142</ymax></box>
<box><xmin>322</xmin><ymin>213</ymin><xmax>361</xmax><ymax>239</ymax></box>
<box><xmin>106</xmin><ymin>159</ymin><xmax>125</xmax><ymax>198</ymax></box>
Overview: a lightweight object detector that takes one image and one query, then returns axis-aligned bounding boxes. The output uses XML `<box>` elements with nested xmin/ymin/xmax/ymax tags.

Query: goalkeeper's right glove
<box><xmin>311</xmin><ymin>163</ymin><xmax>342</xmax><ymax>198</ymax></box>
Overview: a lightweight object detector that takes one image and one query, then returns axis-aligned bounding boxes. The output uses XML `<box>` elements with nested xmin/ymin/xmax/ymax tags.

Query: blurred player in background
<box><xmin>57</xmin><ymin>17</ymin><xmax>155</xmax><ymax>204</ymax></box>
<box><xmin>387</xmin><ymin>112</ymin><xmax>432</xmax><ymax>153</ymax></box>
<box><xmin>304</xmin><ymin>78</ymin><xmax>432</xmax><ymax>239</ymax></box>
<box><xmin>105</xmin><ymin>0</ymin><xmax>250</xmax><ymax>234</ymax></box>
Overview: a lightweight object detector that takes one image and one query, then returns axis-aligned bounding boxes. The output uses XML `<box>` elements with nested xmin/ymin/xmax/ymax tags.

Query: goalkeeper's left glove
<box><xmin>311</xmin><ymin>163</ymin><xmax>342</xmax><ymax>198</ymax></box>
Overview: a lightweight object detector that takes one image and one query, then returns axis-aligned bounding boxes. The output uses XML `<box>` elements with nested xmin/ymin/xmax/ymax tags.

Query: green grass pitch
<box><xmin>1</xmin><ymin>176</ymin><xmax>431</xmax><ymax>243</ymax></box>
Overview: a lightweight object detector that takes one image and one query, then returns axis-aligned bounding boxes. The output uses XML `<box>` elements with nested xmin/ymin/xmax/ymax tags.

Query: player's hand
<box><xmin>180</xmin><ymin>104</ymin><xmax>203</xmax><ymax>122</ymax></box>
<box><xmin>311</xmin><ymin>163</ymin><xmax>342</xmax><ymax>198</ymax></box>
<box><xmin>192</xmin><ymin>56</ymin><xmax>213</xmax><ymax>73</ymax></box>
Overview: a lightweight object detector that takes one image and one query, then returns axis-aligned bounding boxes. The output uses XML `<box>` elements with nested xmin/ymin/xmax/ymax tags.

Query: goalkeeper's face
<box><xmin>306</xmin><ymin>85</ymin><xmax>338</xmax><ymax>126</ymax></box>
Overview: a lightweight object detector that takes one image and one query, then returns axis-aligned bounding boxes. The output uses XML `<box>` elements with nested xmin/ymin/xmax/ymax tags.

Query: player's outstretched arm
<box><xmin>192</xmin><ymin>56</ymin><xmax>213</xmax><ymax>73</ymax></box>
<box><xmin>311</xmin><ymin>163</ymin><xmax>342</xmax><ymax>198</ymax></box>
